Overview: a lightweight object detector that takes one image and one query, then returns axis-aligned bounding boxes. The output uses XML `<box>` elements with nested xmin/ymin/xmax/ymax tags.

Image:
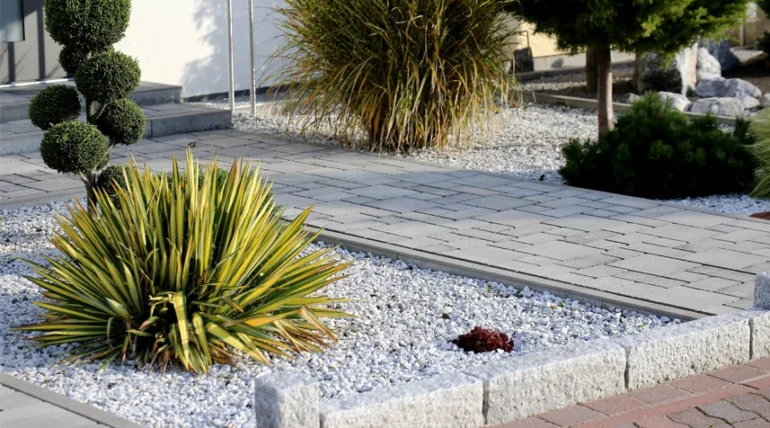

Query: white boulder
<box><xmin>658</xmin><ymin>92</ymin><xmax>691</xmax><ymax>111</ymax></box>
<box><xmin>689</xmin><ymin>97</ymin><xmax>745</xmax><ymax>117</ymax></box>
<box><xmin>695</xmin><ymin>78</ymin><xmax>762</xmax><ymax>99</ymax></box>
<box><xmin>696</xmin><ymin>48</ymin><xmax>722</xmax><ymax>81</ymax></box>
<box><xmin>618</xmin><ymin>93</ymin><xmax>641</xmax><ymax>104</ymax></box>
<box><xmin>643</xmin><ymin>43</ymin><xmax>699</xmax><ymax>95</ymax></box>
<box><xmin>742</xmin><ymin>96</ymin><xmax>761</xmax><ymax>110</ymax></box>
<box><xmin>762</xmin><ymin>94</ymin><xmax>770</xmax><ymax>108</ymax></box>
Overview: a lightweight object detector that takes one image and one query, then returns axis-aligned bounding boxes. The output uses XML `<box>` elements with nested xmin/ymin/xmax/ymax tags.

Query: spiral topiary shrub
<box><xmin>96</xmin><ymin>98</ymin><xmax>146</xmax><ymax>146</ymax></box>
<box><xmin>30</xmin><ymin>0</ymin><xmax>143</xmax><ymax>212</ymax></box>
<box><xmin>28</xmin><ymin>85</ymin><xmax>81</xmax><ymax>130</ymax></box>
<box><xmin>75</xmin><ymin>52</ymin><xmax>141</xmax><ymax>104</ymax></box>
<box><xmin>44</xmin><ymin>0</ymin><xmax>131</xmax><ymax>52</ymax></box>
<box><xmin>560</xmin><ymin>92</ymin><xmax>757</xmax><ymax>199</ymax></box>
<box><xmin>40</xmin><ymin>122</ymin><xmax>110</xmax><ymax>175</ymax></box>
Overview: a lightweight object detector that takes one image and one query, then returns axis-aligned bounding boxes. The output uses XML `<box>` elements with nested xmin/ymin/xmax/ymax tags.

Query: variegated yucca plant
<box><xmin>17</xmin><ymin>152</ymin><xmax>350</xmax><ymax>373</ymax></box>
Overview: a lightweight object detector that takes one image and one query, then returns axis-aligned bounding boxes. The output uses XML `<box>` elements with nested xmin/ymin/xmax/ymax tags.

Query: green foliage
<box><xmin>502</xmin><ymin>0</ymin><xmax>749</xmax><ymax>55</ymax></box>
<box><xmin>93</xmin><ymin>164</ymin><xmax>127</xmax><ymax>206</ymax></box>
<box><xmin>60</xmin><ymin>45</ymin><xmax>114</xmax><ymax>76</ymax></box>
<box><xmin>28</xmin><ymin>85</ymin><xmax>81</xmax><ymax>130</ymax></box>
<box><xmin>750</xmin><ymin>109</ymin><xmax>770</xmax><ymax>198</ymax></box>
<box><xmin>273</xmin><ymin>0</ymin><xmax>517</xmax><ymax>151</ymax></box>
<box><xmin>18</xmin><ymin>154</ymin><xmax>349</xmax><ymax>373</ymax></box>
<box><xmin>40</xmin><ymin>122</ymin><xmax>110</xmax><ymax>175</ymax></box>
<box><xmin>560</xmin><ymin>93</ymin><xmax>757</xmax><ymax>198</ymax></box>
<box><xmin>75</xmin><ymin>51</ymin><xmax>141</xmax><ymax>105</ymax></box>
<box><xmin>96</xmin><ymin>99</ymin><xmax>146</xmax><ymax>146</ymax></box>
<box><xmin>758</xmin><ymin>31</ymin><xmax>770</xmax><ymax>57</ymax></box>
<box><xmin>44</xmin><ymin>0</ymin><xmax>131</xmax><ymax>52</ymax></box>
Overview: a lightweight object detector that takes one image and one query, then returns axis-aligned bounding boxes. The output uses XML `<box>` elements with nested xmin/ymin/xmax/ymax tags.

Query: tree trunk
<box><xmin>85</xmin><ymin>172</ymin><xmax>97</xmax><ymax>215</ymax></box>
<box><xmin>585</xmin><ymin>47</ymin><xmax>598</xmax><ymax>93</ymax></box>
<box><xmin>86</xmin><ymin>98</ymin><xmax>95</xmax><ymax>124</ymax></box>
<box><xmin>632</xmin><ymin>52</ymin><xmax>647</xmax><ymax>94</ymax></box>
<box><xmin>596</xmin><ymin>46</ymin><xmax>614</xmax><ymax>134</ymax></box>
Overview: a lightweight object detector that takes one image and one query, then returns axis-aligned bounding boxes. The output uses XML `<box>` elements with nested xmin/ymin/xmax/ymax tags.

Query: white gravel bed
<box><xmin>1</xmin><ymin>202</ymin><xmax>675</xmax><ymax>427</ymax></box>
<box><xmin>234</xmin><ymin>103</ymin><xmax>770</xmax><ymax>216</ymax></box>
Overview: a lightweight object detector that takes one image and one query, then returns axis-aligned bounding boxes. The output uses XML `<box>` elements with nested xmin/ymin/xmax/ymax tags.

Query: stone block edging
<box><xmin>256</xmin><ymin>308</ymin><xmax>770</xmax><ymax>428</ymax></box>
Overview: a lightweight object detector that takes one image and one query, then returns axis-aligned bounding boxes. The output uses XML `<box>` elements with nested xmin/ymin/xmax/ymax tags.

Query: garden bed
<box><xmin>0</xmin><ymin>202</ymin><xmax>674</xmax><ymax>427</ymax></box>
<box><xmin>233</xmin><ymin>103</ymin><xmax>770</xmax><ymax>217</ymax></box>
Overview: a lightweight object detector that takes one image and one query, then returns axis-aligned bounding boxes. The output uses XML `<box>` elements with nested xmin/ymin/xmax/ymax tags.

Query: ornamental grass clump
<box><xmin>750</xmin><ymin>108</ymin><xmax>770</xmax><ymax>199</ymax></box>
<box><xmin>272</xmin><ymin>0</ymin><xmax>517</xmax><ymax>152</ymax></box>
<box><xmin>18</xmin><ymin>153</ymin><xmax>350</xmax><ymax>373</ymax></box>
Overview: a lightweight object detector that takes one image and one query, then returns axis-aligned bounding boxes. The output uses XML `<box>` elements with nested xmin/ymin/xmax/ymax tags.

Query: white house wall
<box><xmin>116</xmin><ymin>0</ymin><xmax>285</xmax><ymax>98</ymax></box>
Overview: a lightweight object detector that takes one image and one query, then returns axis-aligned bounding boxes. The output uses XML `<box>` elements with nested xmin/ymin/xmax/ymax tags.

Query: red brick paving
<box><xmin>492</xmin><ymin>358</ymin><xmax>770</xmax><ymax>428</ymax></box>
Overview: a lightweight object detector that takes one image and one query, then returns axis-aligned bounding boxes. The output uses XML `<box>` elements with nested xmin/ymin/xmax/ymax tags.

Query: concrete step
<box><xmin>0</xmin><ymin>81</ymin><xmax>182</xmax><ymax>123</ymax></box>
<box><xmin>0</xmin><ymin>103</ymin><xmax>231</xmax><ymax>155</ymax></box>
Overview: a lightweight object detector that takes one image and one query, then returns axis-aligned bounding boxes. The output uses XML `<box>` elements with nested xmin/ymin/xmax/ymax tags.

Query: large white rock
<box><xmin>614</xmin><ymin>315</ymin><xmax>750</xmax><ymax>390</ymax></box>
<box><xmin>761</xmin><ymin>94</ymin><xmax>770</xmax><ymax>108</ymax></box>
<box><xmin>463</xmin><ymin>339</ymin><xmax>625</xmax><ymax>424</ymax></box>
<box><xmin>689</xmin><ymin>97</ymin><xmax>745</xmax><ymax>117</ymax></box>
<box><xmin>658</xmin><ymin>92</ymin><xmax>691</xmax><ymax>111</ymax></box>
<box><xmin>695</xmin><ymin>78</ymin><xmax>762</xmax><ymax>99</ymax></box>
<box><xmin>703</xmin><ymin>40</ymin><xmax>739</xmax><ymax>71</ymax></box>
<box><xmin>696</xmin><ymin>47</ymin><xmax>722</xmax><ymax>81</ymax></box>
<box><xmin>320</xmin><ymin>373</ymin><xmax>483</xmax><ymax>428</ymax></box>
<box><xmin>618</xmin><ymin>93</ymin><xmax>641</xmax><ymax>104</ymax></box>
<box><xmin>255</xmin><ymin>372</ymin><xmax>320</xmax><ymax>428</ymax></box>
<box><xmin>742</xmin><ymin>96</ymin><xmax>762</xmax><ymax>110</ymax></box>
<box><xmin>644</xmin><ymin>43</ymin><xmax>699</xmax><ymax>95</ymax></box>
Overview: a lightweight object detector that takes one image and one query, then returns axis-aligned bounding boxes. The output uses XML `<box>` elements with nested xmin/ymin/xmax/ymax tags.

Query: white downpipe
<box><xmin>248</xmin><ymin>0</ymin><xmax>257</xmax><ymax>115</ymax></box>
<box><xmin>226</xmin><ymin>0</ymin><xmax>235</xmax><ymax>113</ymax></box>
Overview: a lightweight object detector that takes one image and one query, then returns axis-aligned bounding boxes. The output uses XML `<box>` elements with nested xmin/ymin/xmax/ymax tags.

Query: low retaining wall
<box><xmin>255</xmin><ymin>306</ymin><xmax>770</xmax><ymax>427</ymax></box>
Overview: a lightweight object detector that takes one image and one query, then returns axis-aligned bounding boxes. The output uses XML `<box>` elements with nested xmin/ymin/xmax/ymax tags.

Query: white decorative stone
<box><xmin>742</xmin><ymin>96</ymin><xmax>761</xmax><ymax>110</ymax></box>
<box><xmin>618</xmin><ymin>93</ymin><xmax>641</xmax><ymax>104</ymax></box>
<box><xmin>320</xmin><ymin>373</ymin><xmax>483</xmax><ymax>428</ymax></box>
<box><xmin>613</xmin><ymin>314</ymin><xmax>750</xmax><ymax>390</ymax></box>
<box><xmin>255</xmin><ymin>372</ymin><xmax>320</xmax><ymax>428</ymax></box>
<box><xmin>689</xmin><ymin>97</ymin><xmax>745</xmax><ymax>117</ymax></box>
<box><xmin>761</xmin><ymin>94</ymin><xmax>770</xmax><ymax>108</ymax></box>
<box><xmin>754</xmin><ymin>273</ymin><xmax>770</xmax><ymax>310</ymax></box>
<box><xmin>739</xmin><ymin>309</ymin><xmax>770</xmax><ymax>359</ymax></box>
<box><xmin>463</xmin><ymin>340</ymin><xmax>625</xmax><ymax>424</ymax></box>
<box><xmin>695</xmin><ymin>78</ymin><xmax>762</xmax><ymax>99</ymax></box>
<box><xmin>658</xmin><ymin>92</ymin><xmax>691</xmax><ymax>111</ymax></box>
<box><xmin>644</xmin><ymin>43</ymin><xmax>699</xmax><ymax>95</ymax></box>
<box><xmin>696</xmin><ymin>47</ymin><xmax>722</xmax><ymax>81</ymax></box>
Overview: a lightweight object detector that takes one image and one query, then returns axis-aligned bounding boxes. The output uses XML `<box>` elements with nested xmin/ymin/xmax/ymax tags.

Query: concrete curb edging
<box><xmin>255</xmin><ymin>298</ymin><xmax>770</xmax><ymax>428</ymax></box>
<box><xmin>320</xmin><ymin>373</ymin><xmax>483</xmax><ymax>428</ymax></box>
<box><xmin>0</xmin><ymin>373</ymin><xmax>144</xmax><ymax>428</ymax></box>
<box><xmin>254</xmin><ymin>372</ymin><xmax>320</xmax><ymax>428</ymax></box>
<box><xmin>463</xmin><ymin>339</ymin><xmax>625</xmax><ymax>424</ymax></box>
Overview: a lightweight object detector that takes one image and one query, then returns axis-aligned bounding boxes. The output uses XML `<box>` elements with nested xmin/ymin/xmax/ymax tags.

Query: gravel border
<box><xmin>256</xmin><ymin>307</ymin><xmax>770</xmax><ymax>428</ymax></box>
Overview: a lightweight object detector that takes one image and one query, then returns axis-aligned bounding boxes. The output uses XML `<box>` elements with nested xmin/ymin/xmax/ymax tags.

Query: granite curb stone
<box><xmin>319</xmin><ymin>373</ymin><xmax>483</xmax><ymax>428</ymax></box>
<box><xmin>254</xmin><ymin>371</ymin><xmax>320</xmax><ymax>428</ymax></box>
<box><xmin>462</xmin><ymin>339</ymin><xmax>626</xmax><ymax>424</ymax></box>
<box><xmin>754</xmin><ymin>273</ymin><xmax>770</xmax><ymax>310</ymax></box>
<box><xmin>613</xmin><ymin>314</ymin><xmax>750</xmax><ymax>390</ymax></box>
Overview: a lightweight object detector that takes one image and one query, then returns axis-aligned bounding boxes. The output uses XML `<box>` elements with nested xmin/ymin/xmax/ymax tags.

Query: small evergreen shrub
<box><xmin>96</xmin><ymin>99</ymin><xmax>146</xmax><ymax>146</ymax></box>
<box><xmin>44</xmin><ymin>0</ymin><xmax>131</xmax><ymax>51</ymax></box>
<box><xmin>758</xmin><ymin>31</ymin><xmax>770</xmax><ymax>58</ymax></box>
<box><xmin>19</xmin><ymin>154</ymin><xmax>349</xmax><ymax>373</ymax></box>
<box><xmin>94</xmin><ymin>164</ymin><xmax>127</xmax><ymax>203</ymax></box>
<box><xmin>32</xmin><ymin>0</ymin><xmax>143</xmax><ymax>212</ymax></box>
<box><xmin>28</xmin><ymin>85</ymin><xmax>81</xmax><ymax>130</ymax></box>
<box><xmin>75</xmin><ymin>51</ymin><xmax>141</xmax><ymax>104</ymax></box>
<box><xmin>560</xmin><ymin>92</ymin><xmax>756</xmax><ymax>199</ymax></box>
<box><xmin>40</xmin><ymin>122</ymin><xmax>110</xmax><ymax>175</ymax></box>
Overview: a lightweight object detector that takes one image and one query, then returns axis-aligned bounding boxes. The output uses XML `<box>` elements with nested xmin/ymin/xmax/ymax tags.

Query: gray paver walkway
<box><xmin>0</xmin><ymin>373</ymin><xmax>142</xmax><ymax>427</ymax></box>
<box><xmin>1</xmin><ymin>130</ymin><xmax>769</xmax><ymax>317</ymax></box>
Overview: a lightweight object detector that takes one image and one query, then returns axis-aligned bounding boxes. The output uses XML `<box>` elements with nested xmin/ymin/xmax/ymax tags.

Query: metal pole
<box><xmin>249</xmin><ymin>0</ymin><xmax>257</xmax><ymax>115</ymax></box>
<box><xmin>226</xmin><ymin>0</ymin><xmax>235</xmax><ymax>113</ymax></box>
